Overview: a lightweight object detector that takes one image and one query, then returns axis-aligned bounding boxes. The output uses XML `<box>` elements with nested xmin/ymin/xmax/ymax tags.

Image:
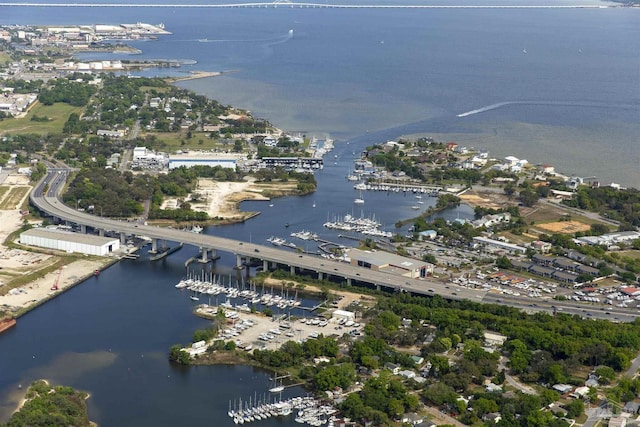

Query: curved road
<box><xmin>30</xmin><ymin>169</ymin><xmax>639</xmax><ymax>322</ymax></box>
<box><xmin>31</xmin><ymin>169</ymin><xmax>483</xmax><ymax>301</ymax></box>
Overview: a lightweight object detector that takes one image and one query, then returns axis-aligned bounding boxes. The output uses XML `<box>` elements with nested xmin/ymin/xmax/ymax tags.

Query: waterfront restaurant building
<box><xmin>347</xmin><ymin>248</ymin><xmax>429</xmax><ymax>279</ymax></box>
<box><xmin>20</xmin><ymin>228</ymin><xmax>119</xmax><ymax>256</ymax></box>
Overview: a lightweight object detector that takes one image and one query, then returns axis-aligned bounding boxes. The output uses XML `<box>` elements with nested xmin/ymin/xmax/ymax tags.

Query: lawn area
<box><xmin>0</xmin><ymin>186</ymin><xmax>9</xmax><ymax>202</ymax></box>
<box><xmin>140</xmin><ymin>85</ymin><xmax>170</xmax><ymax>93</ymax></box>
<box><xmin>0</xmin><ymin>187</ymin><xmax>30</xmax><ymax>210</ymax></box>
<box><xmin>0</xmin><ymin>51</ymin><xmax>11</xmax><ymax>66</ymax></box>
<box><xmin>524</xmin><ymin>202</ymin><xmax>611</xmax><ymax>230</ymax></box>
<box><xmin>0</xmin><ymin>102</ymin><xmax>82</xmax><ymax>134</ymax></box>
<box><xmin>618</xmin><ymin>250</ymin><xmax>640</xmax><ymax>260</ymax></box>
<box><xmin>141</xmin><ymin>131</ymin><xmax>230</xmax><ymax>152</ymax></box>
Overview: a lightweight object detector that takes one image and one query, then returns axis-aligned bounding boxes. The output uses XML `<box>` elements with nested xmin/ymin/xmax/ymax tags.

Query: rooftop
<box><xmin>21</xmin><ymin>227</ymin><xmax>119</xmax><ymax>246</ymax></box>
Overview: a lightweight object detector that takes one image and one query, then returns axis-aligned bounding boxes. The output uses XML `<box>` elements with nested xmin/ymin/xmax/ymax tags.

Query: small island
<box><xmin>2</xmin><ymin>380</ymin><xmax>92</xmax><ymax>427</ymax></box>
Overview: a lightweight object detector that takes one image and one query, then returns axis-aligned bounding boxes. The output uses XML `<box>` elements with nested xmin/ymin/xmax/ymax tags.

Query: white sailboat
<box><xmin>354</xmin><ymin>191</ymin><xmax>364</xmax><ymax>204</ymax></box>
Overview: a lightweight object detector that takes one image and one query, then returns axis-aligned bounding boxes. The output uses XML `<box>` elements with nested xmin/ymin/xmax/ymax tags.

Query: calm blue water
<box><xmin>0</xmin><ymin>2</ymin><xmax>639</xmax><ymax>425</ymax></box>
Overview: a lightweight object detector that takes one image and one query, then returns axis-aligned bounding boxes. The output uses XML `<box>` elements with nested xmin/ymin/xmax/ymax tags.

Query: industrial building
<box><xmin>168</xmin><ymin>151</ymin><xmax>241</xmax><ymax>170</ymax></box>
<box><xmin>20</xmin><ymin>227</ymin><xmax>120</xmax><ymax>256</ymax></box>
<box><xmin>347</xmin><ymin>248</ymin><xmax>429</xmax><ymax>279</ymax></box>
<box><xmin>472</xmin><ymin>236</ymin><xmax>527</xmax><ymax>254</ymax></box>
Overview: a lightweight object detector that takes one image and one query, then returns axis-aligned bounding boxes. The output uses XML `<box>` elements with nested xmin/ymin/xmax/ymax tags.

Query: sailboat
<box><xmin>269</xmin><ymin>373</ymin><xmax>287</xmax><ymax>393</ymax></box>
<box><xmin>354</xmin><ymin>190</ymin><xmax>364</xmax><ymax>204</ymax></box>
<box><xmin>312</xmin><ymin>201</ymin><xmax>316</xmax><ymax>208</ymax></box>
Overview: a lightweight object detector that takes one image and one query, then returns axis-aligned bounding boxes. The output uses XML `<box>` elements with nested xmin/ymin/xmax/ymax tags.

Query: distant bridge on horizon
<box><xmin>0</xmin><ymin>1</ymin><xmax>613</xmax><ymax>9</ymax></box>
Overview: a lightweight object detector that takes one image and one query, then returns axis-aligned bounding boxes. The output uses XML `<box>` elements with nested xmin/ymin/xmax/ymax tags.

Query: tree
<box><xmin>565</xmin><ymin>399</ymin><xmax>584</xmax><ymax>418</ymax></box>
<box><xmin>168</xmin><ymin>344</ymin><xmax>190</xmax><ymax>364</ymax></box>
<box><xmin>495</xmin><ymin>255</ymin><xmax>512</xmax><ymax>269</ymax></box>
<box><xmin>422</xmin><ymin>382</ymin><xmax>457</xmax><ymax>406</ymax></box>
<box><xmin>519</xmin><ymin>189</ymin><xmax>539</xmax><ymax>207</ymax></box>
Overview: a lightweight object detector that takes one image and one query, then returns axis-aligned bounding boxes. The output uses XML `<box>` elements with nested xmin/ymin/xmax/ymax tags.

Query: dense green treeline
<box><xmin>63</xmin><ymin>165</ymin><xmax>254</xmax><ymax>221</ymax></box>
<box><xmin>381</xmin><ymin>294</ymin><xmax>640</xmax><ymax>373</ymax></box>
<box><xmin>564</xmin><ymin>186</ymin><xmax>640</xmax><ymax>228</ymax></box>
<box><xmin>39</xmin><ymin>79</ymin><xmax>97</xmax><ymax>107</ymax></box>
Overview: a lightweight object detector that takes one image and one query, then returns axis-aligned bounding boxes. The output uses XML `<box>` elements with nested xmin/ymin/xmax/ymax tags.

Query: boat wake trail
<box><xmin>456</xmin><ymin>100</ymin><xmax>638</xmax><ymax>117</ymax></box>
<box><xmin>188</xmin><ymin>30</ymin><xmax>293</xmax><ymax>44</ymax></box>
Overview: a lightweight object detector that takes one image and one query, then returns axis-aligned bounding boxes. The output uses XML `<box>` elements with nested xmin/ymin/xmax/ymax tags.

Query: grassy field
<box><xmin>0</xmin><ymin>51</ymin><xmax>11</xmax><ymax>66</ymax></box>
<box><xmin>140</xmin><ymin>85</ymin><xmax>171</xmax><ymax>94</ymax></box>
<box><xmin>0</xmin><ymin>186</ymin><xmax>9</xmax><ymax>202</ymax></box>
<box><xmin>0</xmin><ymin>102</ymin><xmax>82</xmax><ymax>134</ymax></box>
<box><xmin>0</xmin><ymin>187</ymin><xmax>30</xmax><ymax>210</ymax></box>
<box><xmin>524</xmin><ymin>202</ymin><xmax>611</xmax><ymax>230</ymax></box>
<box><xmin>141</xmin><ymin>131</ymin><xmax>230</xmax><ymax>152</ymax></box>
<box><xmin>618</xmin><ymin>250</ymin><xmax>640</xmax><ymax>260</ymax></box>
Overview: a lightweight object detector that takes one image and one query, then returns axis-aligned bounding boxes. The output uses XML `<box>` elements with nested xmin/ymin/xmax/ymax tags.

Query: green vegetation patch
<box><xmin>0</xmin><ymin>51</ymin><xmax>11</xmax><ymax>66</ymax></box>
<box><xmin>1</xmin><ymin>380</ymin><xmax>91</xmax><ymax>427</ymax></box>
<box><xmin>0</xmin><ymin>186</ymin><xmax>10</xmax><ymax>201</ymax></box>
<box><xmin>140</xmin><ymin>131</ymin><xmax>222</xmax><ymax>151</ymax></box>
<box><xmin>0</xmin><ymin>187</ymin><xmax>30</xmax><ymax>210</ymax></box>
<box><xmin>0</xmin><ymin>102</ymin><xmax>83</xmax><ymax>134</ymax></box>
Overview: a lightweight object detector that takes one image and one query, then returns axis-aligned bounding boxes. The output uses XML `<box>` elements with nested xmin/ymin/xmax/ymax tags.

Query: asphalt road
<box><xmin>30</xmin><ymin>169</ymin><xmax>640</xmax><ymax>322</ymax></box>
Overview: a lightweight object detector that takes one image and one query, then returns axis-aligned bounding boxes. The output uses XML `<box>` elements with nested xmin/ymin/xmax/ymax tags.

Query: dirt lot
<box><xmin>458</xmin><ymin>191</ymin><xmax>512</xmax><ymax>210</ymax></box>
<box><xmin>534</xmin><ymin>220</ymin><xmax>591</xmax><ymax>234</ymax></box>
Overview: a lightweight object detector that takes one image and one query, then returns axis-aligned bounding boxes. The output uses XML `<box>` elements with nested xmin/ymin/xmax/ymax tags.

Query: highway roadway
<box><xmin>30</xmin><ymin>169</ymin><xmax>640</xmax><ymax>322</ymax></box>
<box><xmin>32</xmin><ymin>169</ymin><xmax>484</xmax><ymax>301</ymax></box>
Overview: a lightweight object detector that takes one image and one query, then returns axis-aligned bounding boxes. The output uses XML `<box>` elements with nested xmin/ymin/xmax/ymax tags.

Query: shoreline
<box><xmin>166</xmin><ymin>69</ymin><xmax>239</xmax><ymax>83</ymax></box>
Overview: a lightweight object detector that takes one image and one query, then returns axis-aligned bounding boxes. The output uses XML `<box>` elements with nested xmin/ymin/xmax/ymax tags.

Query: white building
<box><xmin>168</xmin><ymin>152</ymin><xmax>241</xmax><ymax>170</ymax></box>
<box><xmin>133</xmin><ymin>146</ymin><xmax>149</xmax><ymax>159</ymax></box>
<box><xmin>332</xmin><ymin>309</ymin><xmax>355</xmax><ymax>322</ymax></box>
<box><xmin>472</xmin><ymin>236</ymin><xmax>527</xmax><ymax>254</ymax></box>
<box><xmin>20</xmin><ymin>228</ymin><xmax>120</xmax><ymax>256</ymax></box>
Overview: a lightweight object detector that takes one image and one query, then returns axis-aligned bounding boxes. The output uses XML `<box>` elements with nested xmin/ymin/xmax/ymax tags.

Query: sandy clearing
<box><xmin>0</xmin><ymin>173</ymin><xmax>114</xmax><ymax>316</ymax></box>
<box><xmin>161</xmin><ymin>178</ymin><xmax>274</xmax><ymax>219</ymax></box>
<box><xmin>535</xmin><ymin>220</ymin><xmax>591</xmax><ymax>234</ymax></box>
<box><xmin>0</xmin><ymin>259</ymin><xmax>106</xmax><ymax>311</ymax></box>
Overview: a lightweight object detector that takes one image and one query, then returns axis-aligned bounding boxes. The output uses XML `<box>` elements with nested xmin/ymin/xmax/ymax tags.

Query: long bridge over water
<box><xmin>30</xmin><ymin>168</ymin><xmax>639</xmax><ymax>322</ymax></box>
<box><xmin>33</xmin><ymin>169</ymin><xmax>467</xmax><ymax>297</ymax></box>
<box><xmin>1</xmin><ymin>1</ymin><xmax>613</xmax><ymax>8</ymax></box>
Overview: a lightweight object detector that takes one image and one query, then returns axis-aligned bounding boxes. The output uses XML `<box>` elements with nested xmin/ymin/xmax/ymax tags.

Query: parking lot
<box><xmin>195</xmin><ymin>305</ymin><xmax>363</xmax><ymax>351</ymax></box>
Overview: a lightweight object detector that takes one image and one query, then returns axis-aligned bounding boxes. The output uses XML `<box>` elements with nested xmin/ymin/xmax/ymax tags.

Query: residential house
<box><xmin>384</xmin><ymin>362</ymin><xmax>400</xmax><ymax>375</ymax></box>
<box><xmin>482</xmin><ymin>413</ymin><xmax>502</xmax><ymax>424</ymax></box>
<box><xmin>484</xmin><ymin>332</ymin><xmax>507</xmax><ymax>347</ymax></box>
<box><xmin>608</xmin><ymin>417</ymin><xmax>626</xmax><ymax>427</ymax></box>
<box><xmin>623</xmin><ymin>402</ymin><xmax>640</xmax><ymax>415</ymax></box>
<box><xmin>399</xmin><ymin>370</ymin><xmax>417</xmax><ymax>380</ymax></box>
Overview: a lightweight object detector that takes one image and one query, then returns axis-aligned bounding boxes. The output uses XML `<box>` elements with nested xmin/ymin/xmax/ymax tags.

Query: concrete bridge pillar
<box><xmin>79</xmin><ymin>224</ymin><xmax>86</xmax><ymax>234</ymax></box>
<box><xmin>346</xmin><ymin>278</ymin><xmax>352</xmax><ymax>287</ymax></box>
<box><xmin>235</xmin><ymin>254</ymin><xmax>243</xmax><ymax>269</ymax></box>
<box><xmin>263</xmin><ymin>260</ymin><xmax>269</xmax><ymax>272</ymax></box>
<box><xmin>375</xmin><ymin>284</ymin><xmax>381</xmax><ymax>291</ymax></box>
<box><xmin>120</xmin><ymin>232</ymin><xmax>126</xmax><ymax>245</ymax></box>
<box><xmin>210</xmin><ymin>249</ymin><xmax>219</xmax><ymax>260</ymax></box>
<box><xmin>150</xmin><ymin>238</ymin><xmax>158</xmax><ymax>254</ymax></box>
<box><xmin>98</xmin><ymin>229</ymin><xmax>105</xmax><ymax>237</ymax></box>
<box><xmin>290</xmin><ymin>265</ymin><xmax>295</xmax><ymax>275</ymax></box>
<box><xmin>200</xmin><ymin>248</ymin><xmax>209</xmax><ymax>263</ymax></box>
<box><xmin>318</xmin><ymin>271</ymin><xmax>323</xmax><ymax>281</ymax></box>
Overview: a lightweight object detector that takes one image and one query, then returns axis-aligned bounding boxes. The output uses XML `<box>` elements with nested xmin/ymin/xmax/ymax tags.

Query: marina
<box><xmin>323</xmin><ymin>214</ymin><xmax>392</xmax><ymax>238</ymax></box>
<box><xmin>176</xmin><ymin>273</ymin><xmax>303</xmax><ymax>310</ymax></box>
<box><xmin>227</xmin><ymin>395</ymin><xmax>337</xmax><ymax>426</ymax></box>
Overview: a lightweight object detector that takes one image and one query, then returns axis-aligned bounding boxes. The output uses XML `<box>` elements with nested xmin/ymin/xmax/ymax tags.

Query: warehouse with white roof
<box><xmin>20</xmin><ymin>228</ymin><xmax>119</xmax><ymax>256</ymax></box>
